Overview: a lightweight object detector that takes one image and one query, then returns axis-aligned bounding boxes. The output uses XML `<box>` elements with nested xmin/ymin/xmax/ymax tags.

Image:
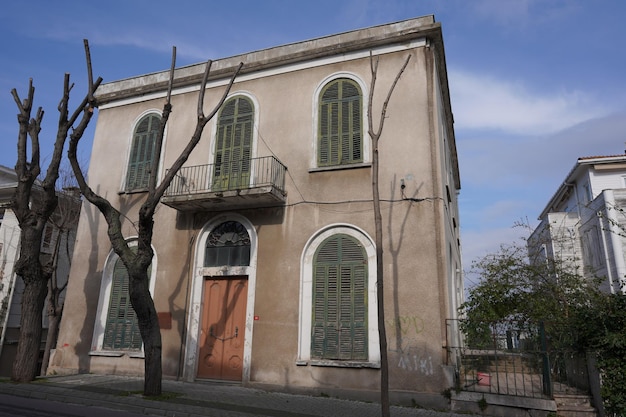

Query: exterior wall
<box><xmin>528</xmin><ymin>212</ymin><xmax>583</xmax><ymax>274</ymax></box>
<box><xmin>590</xmin><ymin>169</ymin><xmax>626</xmax><ymax>195</ymax></box>
<box><xmin>53</xmin><ymin>17</ymin><xmax>461</xmax><ymax>405</ymax></box>
<box><xmin>0</xmin><ymin>208</ymin><xmax>20</xmax><ymax>374</ymax></box>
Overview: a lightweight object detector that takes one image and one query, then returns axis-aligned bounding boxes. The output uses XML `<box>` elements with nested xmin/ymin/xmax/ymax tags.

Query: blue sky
<box><xmin>1</xmin><ymin>0</ymin><xmax>625</xmax><ymax>285</ymax></box>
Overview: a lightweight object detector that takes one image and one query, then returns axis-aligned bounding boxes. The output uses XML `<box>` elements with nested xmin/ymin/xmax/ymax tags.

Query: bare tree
<box><xmin>39</xmin><ymin>165</ymin><xmax>81</xmax><ymax>376</ymax></box>
<box><xmin>68</xmin><ymin>45</ymin><xmax>242</xmax><ymax>396</ymax></box>
<box><xmin>367</xmin><ymin>52</ymin><xmax>411</xmax><ymax>417</ymax></box>
<box><xmin>10</xmin><ymin>45</ymin><xmax>101</xmax><ymax>382</ymax></box>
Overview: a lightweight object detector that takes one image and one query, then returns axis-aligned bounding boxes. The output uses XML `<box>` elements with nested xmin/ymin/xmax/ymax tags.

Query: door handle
<box><xmin>209</xmin><ymin>325</ymin><xmax>238</xmax><ymax>341</ymax></box>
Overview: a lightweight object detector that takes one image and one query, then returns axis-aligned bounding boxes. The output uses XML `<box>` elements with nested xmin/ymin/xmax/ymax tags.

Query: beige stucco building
<box><xmin>51</xmin><ymin>16</ymin><xmax>463</xmax><ymax>407</ymax></box>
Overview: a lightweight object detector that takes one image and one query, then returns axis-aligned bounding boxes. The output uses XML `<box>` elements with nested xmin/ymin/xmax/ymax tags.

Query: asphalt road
<box><xmin>0</xmin><ymin>393</ymin><xmax>148</xmax><ymax>417</ymax></box>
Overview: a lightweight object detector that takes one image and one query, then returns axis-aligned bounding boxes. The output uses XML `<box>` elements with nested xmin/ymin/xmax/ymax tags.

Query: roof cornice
<box><xmin>94</xmin><ymin>16</ymin><xmax>441</xmax><ymax>105</ymax></box>
<box><xmin>538</xmin><ymin>154</ymin><xmax>626</xmax><ymax>218</ymax></box>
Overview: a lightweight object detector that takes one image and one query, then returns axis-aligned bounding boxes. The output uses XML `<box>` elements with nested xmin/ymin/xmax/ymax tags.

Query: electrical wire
<box><xmin>251</xmin><ymin>122</ymin><xmax>444</xmax><ymax>210</ymax></box>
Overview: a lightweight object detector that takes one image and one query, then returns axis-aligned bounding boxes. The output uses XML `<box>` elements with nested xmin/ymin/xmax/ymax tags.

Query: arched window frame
<box><xmin>90</xmin><ymin>238</ymin><xmax>158</xmax><ymax>357</ymax></box>
<box><xmin>123</xmin><ymin>111</ymin><xmax>166</xmax><ymax>192</ymax></box>
<box><xmin>298</xmin><ymin>224</ymin><xmax>380</xmax><ymax>368</ymax></box>
<box><xmin>208</xmin><ymin>92</ymin><xmax>259</xmax><ymax>172</ymax></box>
<box><xmin>311</xmin><ymin>73</ymin><xmax>370</xmax><ymax>169</ymax></box>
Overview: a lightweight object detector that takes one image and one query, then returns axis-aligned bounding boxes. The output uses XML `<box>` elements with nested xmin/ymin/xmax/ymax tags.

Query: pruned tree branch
<box><xmin>150</xmin><ymin>60</ymin><xmax>243</xmax><ymax>206</ymax></box>
<box><xmin>367</xmin><ymin>51</ymin><xmax>411</xmax><ymax>417</ymax></box>
<box><xmin>68</xmin><ymin>42</ymin><xmax>242</xmax><ymax>395</ymax></box>
<box><xmin>368</xmin><ymin>52</ymin><xmax>411</xmax><ymax>141</ymax></box>
<box><xmin>10</xmin><ymin>37</ymin><xmax>102</xmax><ymax>383</ymax></box>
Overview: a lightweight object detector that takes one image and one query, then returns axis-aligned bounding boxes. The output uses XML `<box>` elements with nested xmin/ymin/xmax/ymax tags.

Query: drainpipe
<box><xmin>604</xmin><ymin>190</ymin><xmax>626</xmax><ymax>293</ymax></box>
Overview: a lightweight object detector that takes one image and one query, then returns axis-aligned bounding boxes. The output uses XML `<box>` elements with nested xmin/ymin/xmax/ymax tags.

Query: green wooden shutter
<box><xmin>126</xmin><ymin>114</ymin><xmax>160</xmax><ymax>191</ymax></box>
<box><xmin>213</xmin><ymin>97</ymin><xmax>253</xmax><ymax>191</ymax></box>
<box><xmin>318</xmin><ymin>79</ymin><xmax>363</xmax><ymax>167</ymax></box>
<box><xmin>312</xmin><ymin>234</ymin><xmax>367</xmax><ymax>360</ymax></box>
<box><xmin>103</xmin><ymin>257</ymin><xmax>143</xmax><ymax>350</ymax></box>
<box><xmin>102</xmin><ymin>248</ymin><xmax>153</xmax><ymax>351</ymax></box>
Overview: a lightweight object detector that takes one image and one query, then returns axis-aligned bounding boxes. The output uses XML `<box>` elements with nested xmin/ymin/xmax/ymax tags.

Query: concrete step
<box><xmin>554</xmin><ymin>394</ymin><xmax>597</xmax><ymax>417</ymax></box>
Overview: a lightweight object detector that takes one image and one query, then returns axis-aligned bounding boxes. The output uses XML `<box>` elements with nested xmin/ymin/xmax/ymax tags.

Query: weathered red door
<box><xmin>197</xmin><ymin>277</ymin><xmax>248</xmax><ymax>380</ymax></box>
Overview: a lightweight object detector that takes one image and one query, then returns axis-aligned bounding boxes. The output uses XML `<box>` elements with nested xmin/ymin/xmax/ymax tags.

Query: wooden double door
<box><xmin>197</xmin><ymin>276</ymin><xmax>248</xmax><ymax>381</ymax></box>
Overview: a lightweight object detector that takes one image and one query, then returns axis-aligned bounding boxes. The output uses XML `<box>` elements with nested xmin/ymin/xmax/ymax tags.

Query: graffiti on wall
<box><xmin>388</xmin><ymin>315</ymin><xmax>434</xmax><ymax>376</ymax></box>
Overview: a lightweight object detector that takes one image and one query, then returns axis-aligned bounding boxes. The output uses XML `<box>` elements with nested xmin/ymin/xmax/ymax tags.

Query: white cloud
<box><xmin>449</xmin><ymin>69</ymin><xmax>607</xmax><ymax>135</ymax></box>
<box><xmin>461</xmin><ymin>225</ymin><xmax>529</xmax><ymax>268</ymax></box>
<box><xmin>458</xmin><ymin>110</ymin><xmax>626</xmax><ymax>188</ymax></box>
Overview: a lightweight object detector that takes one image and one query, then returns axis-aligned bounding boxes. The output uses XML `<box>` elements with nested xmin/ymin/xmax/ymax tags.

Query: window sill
<box><xmin>309</xmin><ymin>162</ymin><xmax>371</xmax><ymax>173</ymax></box>
<box><xmin>297</xmin><ymin>359</ymin><xmax>380</xmax><ymax>369</ymax></box>
<box><xmin>118</xmin><ymin>188</ymin><xmax>149</xmax><ymax>195</ymax></box>
<box><xmin>89</xmin><ymin>350</ymin><xmax>144</xmax><ymax>358</ymax></box>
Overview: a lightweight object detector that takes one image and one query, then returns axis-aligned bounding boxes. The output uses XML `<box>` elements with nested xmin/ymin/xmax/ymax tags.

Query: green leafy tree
<box><xmin>574</xmin><ymin>293</ymin><xmax>626</xmax><ymax>416</ymax></box>
<box><xmin>460</xmin><ymin>239</ymin><xmax>602</xmax><ymax>350</ymax></box>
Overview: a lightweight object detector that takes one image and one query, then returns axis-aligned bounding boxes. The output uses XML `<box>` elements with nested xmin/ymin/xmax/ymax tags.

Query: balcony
<box><xmin>161</xmin><ymin>156</ymin><xmax>287</xmax><ymax>211</ymax></box>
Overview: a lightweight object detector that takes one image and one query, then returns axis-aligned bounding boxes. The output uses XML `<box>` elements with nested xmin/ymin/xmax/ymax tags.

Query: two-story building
<box><xmin>529</xmin><ymin>154</ymin><xmax>626</xmax><ymax>294</ymax></box>
<box><xmin>50</xmin><ymin>16</ymin><xmax>463</xmax><ymax>407</ymax></box>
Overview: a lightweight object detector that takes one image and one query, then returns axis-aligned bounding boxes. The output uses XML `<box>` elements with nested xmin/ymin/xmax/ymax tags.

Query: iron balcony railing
<box><xmin>163</xmin><ymin>156</ymin><xmax>287</xmax><ymax>198</ymax></box>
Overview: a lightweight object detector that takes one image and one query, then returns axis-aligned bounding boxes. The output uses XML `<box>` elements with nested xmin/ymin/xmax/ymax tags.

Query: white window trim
<box><xmin>89</xmin><ymin>238</ymin><xmax>158</xmax><ymax>357</ymax></box>
<box><xmin>182</xmin><ymin>213</ymin><xmax>258</xmax><ymax>382</ymax></box>
<box><xmin>310</xmin><ymin>73</ymin><xmax>370</xmax><ymax>169</ymax></box>
<box><xmin>208</xmin><ymin>91</ymin><xmax>260</xmax><ymax>165</ymax></box>
<box><xmin>119</xmin><ymin>110</ymin><xmax>167</xmax><ymax>193</ymax></box>
<box><xmin>298</xmin><ymin>224</ymin><xmax>380</xmax><ymax>367</ymax></box>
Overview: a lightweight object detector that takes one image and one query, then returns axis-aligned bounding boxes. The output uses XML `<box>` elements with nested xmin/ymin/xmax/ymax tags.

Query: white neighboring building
<box><xmin>529</xmin><ymin>155</ymin><xmax>626</xmax><ymax>294</ymax></box>
<box><xmin>0</xmin><ymin>165</ymin><xmax>79</xmax><ymax>375</ymax></box>
<box><xmin>0</xmin><ymin>166</ymin><xmax>21</xmax><ymax>373</ymax></box>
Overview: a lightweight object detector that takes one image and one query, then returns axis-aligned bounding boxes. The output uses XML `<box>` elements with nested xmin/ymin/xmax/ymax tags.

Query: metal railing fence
<box><xmin>164</xmin><ymin>156</ymin><xmax>287</xmax><ymax>197</ymax></box>
<box><xmin>446</xmin><ymin>319</ymin><xmax>592</xmax><ymax>399</ymax></box>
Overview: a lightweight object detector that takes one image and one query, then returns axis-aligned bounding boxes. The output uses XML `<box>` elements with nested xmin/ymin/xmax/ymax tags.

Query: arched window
<box><xmin>312</xmin><ymin>234</ymin><xmax>367</xmax><ymax>360</ymax></box>
<box><xmin>318</xmin><ymin>79</ymin><xmax>363</xmax><ymax>167</ymax></box>
<box><xmin>102</xmin><ymin>256</ymin><xmax>143</xmax><ymax>350</ymax></box>
<box><xmin>204</xmin><ymin>221</ymin><xmax>251</xmax><ymax>267</ymax></box>
<box><xmin>89</xmin><ymin>238</ymin><xmax>157</xmax><ymax>357</ymax></box>
<box><xmin>213</xmin><ymin>97</ymin><xmax>254</xmax><ymax>191</ymax></box>
<box><xmin>91</xmin><ymin>240</ymin><xmax>157</xmax><ymax>355</ymax></box>
<box><xmin>126</xmin><ymin>113</ymin><xmax>161</xmax><ymax>191</ymax></box>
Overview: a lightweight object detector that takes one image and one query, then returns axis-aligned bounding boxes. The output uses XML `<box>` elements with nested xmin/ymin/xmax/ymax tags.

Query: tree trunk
<box><xmin>129</xmin><ymin>269</ymin><xmax>162</xmax><ymax>396</ymax></box>
<box><xmin>40</xmin><ymin>305</ymin><xmax>61</xmax><ymax>376</ymax></box>
<box><xmin>367</xmin><ymin>52</ymin><xmax>411</xmax><ymax>417</ymax></box>
<box><xmin>12</xmin><ymin>276</ymin><xmax>48</xmax><ymax>381</ymax></box>
<box><xmin>372</xmin><ymin>136</ymin><xmax>390</xmax><ymax>417</ymax></box>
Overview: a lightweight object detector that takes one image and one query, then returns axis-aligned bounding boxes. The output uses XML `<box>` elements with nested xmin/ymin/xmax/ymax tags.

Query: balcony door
<box><xmin>213</xmin><ymin>97</ymin><xmax>253</xmax><ymax>191</ymax></box>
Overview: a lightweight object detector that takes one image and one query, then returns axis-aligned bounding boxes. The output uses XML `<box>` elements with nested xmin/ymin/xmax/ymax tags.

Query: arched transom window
<box><xmin>204</xmin><ymin>221</ymin><xmax>251</xmax><ymax>267</ymax></box>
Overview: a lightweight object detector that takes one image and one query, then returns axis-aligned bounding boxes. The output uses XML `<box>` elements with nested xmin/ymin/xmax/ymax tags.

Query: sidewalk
<box><xmin>0</xmin><ymin>374</ymin><xmax>473</xmax><ymax>417</ymax></box>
